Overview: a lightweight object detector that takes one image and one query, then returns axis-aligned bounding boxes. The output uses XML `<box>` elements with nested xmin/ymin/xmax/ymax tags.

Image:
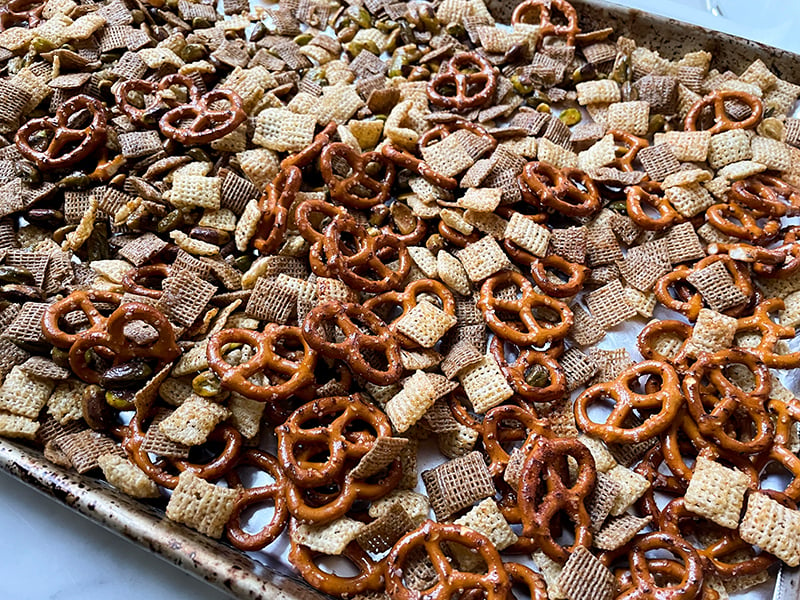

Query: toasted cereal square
<box><xmin>717</xmin><ymin>160</ymin><xmax>767</xmax><ymax>181</ymax></box>
<box><xmin>0</xmin><ymin>411</ymin><xmax>38</xmax><ymax>440</ymax></box>
<box><xmin>740</xmin><ymin>59</ymin><xmax>778</xmax><ymax>91</ymax></box>
<box><xmin>586</xmin><ymin>280</ymin><xmax>637</xmax><ymax>330</ymax></box>
<box><xmin>685</xmin><ymin>456</ymin><xmax>749</xmax><ymax>529</ymax></box>
<box><xmin>0</xmin><ymin>366</ymin><xmax>54</xmax><ymax>419</ymax></box>
<box><xmin>451</xmin><ymin>498</ymin><xmax>517</xmax><ymax>569</ymax></box>
<box><xmin>396</xmin><ymin>300</ymin><xmax>457</xmax><ymax>348</ymax></box>
<box><xmin>369</xmin><ymin>489</ymin><xmax>430</xmax><ymax>525</ymax></box>
<box><xmin>638</xmin><ymin>144</ymin><xmax>681</xmax><ymax>181</ymax></box>
<box><xmin>708</xmin><ymin>129</ymin><xmax>752</xmax><ymax>169</ymax></box>
<box><xmin>407</xmin><ymin>246</ymin><xmax>438</xmax><ymax>279</ymax></box>
<box><xmin>537</xmin><ymin>137</ymin><xmax>578</xmax><ymax>169</ymax></box>
<box><xmin>685</xmin><ymin>309</ymin><xmax>738</xmax><ymax>357</ymax></box>
<box><xmin>420</xmin><ymin>135</ymin><xmax>476</xmax><ymax>178</ymax></box>
<box><xmin>421</xmin><ymin>451</ymin><xmax>495</xmax><ymax>520</ymax></box>
<box><xmin>384</xmin><ymin>371</ymin><xmax>437</xmax><ymax>433</ymax></box>
<box><xmin>561</xmin><ymin>348</ymin><xmax>598</xmax><ymax>392</ymax></box>
<box><xmin>664</xmin><ymin>221</ymin><xmax>706</xmax><ymax>264</ymax></box>
<box><xmin>292</xmin><ymin>517</ymin><xmax>366</xmax><ymax>555</ymax></box>
<box><xmin>665</xmin><ymin>182</ymin><xmax>715</xmax><ymax>218</ymax></box>
<box><xmin>593</xmin><ymin>515</ymin><xmax>652</xmax><ymax>551</ymax></box>
<box><xmin>97</xmin><ymin>453</ymin><xmax>160</xmax><ymax>499</ymax></box>
<box><xmin>157</xmin><ymin>269</ymin><xmax>217</xmax><ymax>327</ymax></box>
<box><xmin>350</xmin><ymin>436</ymin><xmax>409</xmax><ymax>480</ymax></box>
<box><xmin>576</xmin><ymin>80</ymin><xmax>620</xmax><ymax>106</ymax></box>
<box><xmin>459</xmin><ymin>355</ymin><xmax>514</xmax><ymax>413</ymax></box>
<box><xmin>533</xmin><ymin>550</ymin><xmax>567</xmax><ymax>600</ymax></box>
<box><xmin>47</xmin><ymin>380</ymin><xmax>86</xmax><ymax>425</ymax></box>
<box><xmin>657</xmin><ymin>130</ymin><xmax>711</xmax><ymax>162</ymax></box>
<box><xmin>441</xmin><ymin>340</ymin><xmax>484</xmax><ymax>380</ymax></box>
<box><xmin>606</xmin><ymin>464</ymin><xmax>650</xmax><ymax>516</ymax></box>
<box><xmin>557</xmin><ymin>546</ymin><xmax>615</xmax><ymax>600</ymax></box>
<box><xmin>687</xmin><ymin>260</ymin><xmax>748</xmax><ymax>312</ymax></box>
<box><xmin>570</xmin><ymin>305</ymin><xmax>606</xmax><ymax>347</ymax></box>
<box><xmin>356</xmin><ymin>503</ymin><xmax>415</xmax><ymax>554</ymax></box>
<box><xmin>438</xmin><ymin>422</ymin><xmax>480</xmax><ymax>459</ymax></box>
<box><xmin>504</xmin><ymin>213</ymin><xmax>551</xmax><ymax>257</ymax></box>
<box><xmin>252</xmin><ymin>108</ymin><xmax>317</xmax><ymax>152</ymax></box>
<box><xmin>586</xmin><ymin>471</ymin><xmax>621</xmax><ymax>532</ymax></box>
<box><xmin>167</xmin><ymin>174</ymin><xmax>221</xmax><ymax>210</ymax></box>
<box><xmin>606</xmin><ymin>101</ymin><xmax>649</xmax><ymax>136</ymax></box>
<box><xmin>227</xmin><ymin>393</ymin><xmax>265</xmax><ymax>440</ymax></box>
<box><xmin>750</xmin><ymin>136</ymin><xmax>792</xmax><ymax>172</ymax></box>
<box><xmin>458</xmin><ymin>187</ymin><xmax>503</xmax><ymax>212</ymax></box>
<box><xmin>739</xmin><ymin>492</ymin><xmax>800</xmax><ymax>566</ymax></box>
<box><xmin>158</xmin><ymin>398</ymin><xmax>230</xmax><ymax>446</ymax></box>
<box><xmin>166</xmin><ymin>471</ymin><xmax>239</xmax><ymax>538</ymax></box>
<box><xmin>456</xmin><ymin>237</ymin><xmax>512</xmax><ymax>282</ymax></box>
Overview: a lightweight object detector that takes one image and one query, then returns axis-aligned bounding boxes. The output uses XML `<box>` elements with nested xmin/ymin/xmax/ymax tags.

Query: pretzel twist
<box><xmin>511</xmin><ymin>0</ymin><xmax>580</xmax><ymax>47</ymax></box>
<box><xmin>626</xmin><ymin>181</ymin><xmax>682</xmax><ymax>231</ymax></box>
<box><xmin>42</xmin><ymin>290</ymin><xmax>122</xmax><ymax>350</ymax></box>
<box><xmin>519</xmin><ymin>162</ymin><xmax>601</xmax><ymax>218</ymax></box>
<box><xmin>427</xmin><ymin>52</ymin><xmax>497</xmax><ymax>110</ymax></box>
<box><xmin>253</xmin><ymin>166</ymin><xmax>302</xmax><ymax>255</ymax></box>
<box><xmin>684</xmin><ymin>89</ymin><xmax>763</xmax><ymax>135</ymax></box>
<box><xmin>160</xmin><ymin>87</ymin><xmax>246</xmax><ymax>145</ymax></box>
<box><xmin>320</xmin><ymin>142</ymin><xmax>395</xmax><ymax>209</ymax></box>
<box><xmin>121</xmin><ymin>264</ymin><xmax>170</xmax><ymax>299</ymax></box>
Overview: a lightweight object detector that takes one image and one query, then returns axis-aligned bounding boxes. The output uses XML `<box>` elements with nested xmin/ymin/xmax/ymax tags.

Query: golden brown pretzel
<box><xmin>121</xmin><ymin>264</ymin><xmax>170</xmax><ymax>299</ymax></box>
<box><xmin>42</xmin><ymin>290</ymin><xmax>122</xmax><ymax>350</ymax></box>
<box><xmin>511</xmin><ymin>0</ymin><xmax>580</xmax><ymax>47</ymax></box>
<box><xmin>320</xmin><ymin>142</ymin><xmax>396</xmax><ymax>209</ymax></box>
<box><xmin>417</xmin><ymin>120</ymin><xmax>497</xmax><ymax>154</ymax></box>
<box><xmin>636</xmin><ymin>319</ymin><xmax>694</xmax><ymax>367</ymax></box>
<box><xmin>252</xmin><ymin>166</ymin><xmax>302</xmax><ymax>255</ymax></box>
<box><xmin>609</xmin><ymin>129</ymin><xmax>650</xmax><ymax>172</ymax></box>
<box><xmin>735</xmin><ymin>298</ymin><xmax>800</xmax><ymax>369</ymax></box>
<box><xmin>381</xmin><ymin>144</ymin><xmax>459</xmax><ymax>190</ymax></box>
<box><xmin>684</xmin><ymin>89</ymin><xmax>763</xmax><ymax>135</ymax></box>
<box><xmin>731</xmin><ymin>173</ymin><xmax>800</xmax><ymax>217</ymax></box>
<box><xmin>159</xmin><ymin>87</ymin><xmax>246</xmax><ymax>145</ymax></box>
<box><xmin>427</xmin><ymin>52</ymin><xmax>498</xmax><ymax>110</ymax></box>
<box><xmin>519</xmin><ymin>162</ymin><xmax>601</xmax><ymax>218</ymax></box>
<box><xmin>0</xmin><ymin>0</ymin><xmax>44</xmax><ymax>30</ymax></box>
<box><xmin>481</xmin><ymin>404</ymin><xmax>550</xmax><ymax>477</ymax></box>
<box><xmin>385</xmin><ymin>521</ymin><xmax>512</xmax><ymax>600</ymax></box>
<box><xmin>488</xmin><ymin>336</ymin><xmax>566</xmax><ymax>404</ymax></box>
<box><xmin>706</xmin><ymin>201</ymin><xmax>781</xmax><ymax>244</ymax></box>
<box><xmin>115</xmin><ymin>73</ymin><xmax>199</xmax><ymax>127</ymax></box>
<box><xmin>530</xmin><ymin>254</ymin><xmax>589</xmax><ymax>298</ymax></box>
<box><xmin>478</xmin><ymin>270</ymin><xmax>573</xmax><ymax>347</ymax></box>
<box><xmin>294</xmin><ymin>197</ymin><xmax>348</xmax><ymax>278</ymax></box>
<box><xmin>626</xmin><ymin>181</ymin><xmax>682</xmax><ymax>231</ymax></box>
<box><xmin>281</xmin><ymin>122</ymin><xmax>337</xmax><ymax>170</ymax></box>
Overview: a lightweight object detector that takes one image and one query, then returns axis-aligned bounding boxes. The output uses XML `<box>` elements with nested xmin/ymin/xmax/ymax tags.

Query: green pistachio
<box><xmin>559</xmin><ymin>108</ymin><xmax>582</xmax><ymax>126</ymax></box>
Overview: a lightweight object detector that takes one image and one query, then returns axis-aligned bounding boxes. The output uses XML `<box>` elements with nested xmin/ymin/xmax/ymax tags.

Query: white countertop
<box><xmin>2</xmin><ymin>1</ymin><xmax>798</xmax><ymax>599</ymax></box>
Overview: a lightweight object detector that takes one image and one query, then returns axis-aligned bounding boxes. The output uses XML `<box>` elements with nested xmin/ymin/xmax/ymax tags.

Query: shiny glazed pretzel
<box><xmin>252</xmin><ymin>166</ymin><xmax>302</xmax><ymax>256</ymax></box>
<box><xmin>42</xmin><ymin>289</ymin><xmax>122</xmax><ymax>350</ymax></box>
<box><xmin>731</xmin><ymin>173</ymin><xmax>800</xmax><ymax>217</ymax></box>
<box><xmin>574</xmin><ymin>360</ymin><xmax>684</xmax><ymax>444</ymax></box>
<box><xmin>626</xmin><ymin>181</ymin><xmax>683</xmax><ymax>231</ymax></box>
<box><xmin>609</xmin><ymin>130</ymin><xmax>650</xmax><ymax>172</ymax></box>
<box><xmin>114</xmin><ymin>73</ymin><xmax>199</xmax><ymax>127</ymax></box>
<box><xmin>488</xmin><ymin>336</ymin><xmax>566</xmax><ymax>404</ymax></box>
<box><xmin>319</xmin><ymin>142</ymin><xmax>395</xmax><ymax>209</ymax></box>
<box><xmin>529</xmin><ymin>254</ymin><xmax>589</xmax><ymax>298</ymax></box>
<box><xmin>0</xmin><ymin>0</ymin><xmax>44</xmax><ymax>30</ymax></box>
<box><xmin>385</xmin><ymin>521</ymin><xmax>511</xmax><ymax>600</ymax></box>
<box><xmin>735</xmin><ymin>298</ymin><xmax>800</xmax><ymax>369</ymax></box>
<box><xmin>518</xmin><ymin>436</ymin><xmax>597</xmax><ymax>562</ymax></box>
<box><xmin>706</xmin><ymin>201</ymin><xmax>781</xmax><ymax>244</ymax></box>
<box><xmin>121</xmin><ymin>264</ymin><xmax>170</xmax><ymax>299</ymax></box>
<box><xmin>480</xmin><ymin>403</ymin><xmax>550</xmax><ymax>476</ymax></box>
<box><xmin>295</xmin><ymin>197</ymin><xmax>348</xmax><ymax>277</ymax></box>
<box><xmin>381</xmin><ymin>143</ymin><xmax>459</xmax><ymax>190</ymax></box>
<box><xmin>16</xmin><ymin>95</ymin><xmax>108</xmax><ymax>171</ymax></box>
<box><xmin>511</xmin><ymin>0</ymin><xmax>580</xmax><ymax>46</ymax></box>
<box><xmin>427</xmin><ymin>52</ymin><xmax>498</xmax><ymax>110</ymax></box>
<box><xmin>519</xmin><ymin>162</ymin><xmax>601</xmax><ymax>218</ymax></box>
<box><xmin>684</xmin><ymin>89</ymin><xmax>764</xmax><ymax>135</ymax></box>
<box><xmin>159</xmin><ymin>87</ymin><xmax>246</xmax><ymax>145</ymax></box>
<box><xmin>478</xmin><ymin>270</ymin><xmax>573</xmax><ymax>346</ymax></box>
<box><xmin>206</xmin><ymin>325</ymin><xmax>317</xmax><ymax>403</ymax></box>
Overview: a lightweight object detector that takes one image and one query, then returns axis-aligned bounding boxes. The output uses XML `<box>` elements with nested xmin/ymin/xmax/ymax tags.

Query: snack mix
<box><xmin>2</xmin><ymin>0</ymin><xmax>800</xmax><ymax>597</ymax></box>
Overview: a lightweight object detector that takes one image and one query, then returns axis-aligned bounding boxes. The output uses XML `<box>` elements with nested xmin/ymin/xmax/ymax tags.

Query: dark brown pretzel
<box><xmin>427</xmin><ymin>52</ymin><xmax>498</xmax><ymax>110</ymax></box>
<box><xmin>225</xmin><ymin>450</ymin><xmax>289</xmax><ymax>551</ymax></box>
<box><xmin>385</xmin><ymin>521</ymin><xmax>512</xmax><ymax>600</ymax></box>
<box><xmin>302</xmin><ymin>301</ymin><xmax>402</xmax><ymax>385</ymax></box>
<box><xmin>252</xmin><ymin>166</ymin><xmax>302</xmax><ymax>255</ymax></box>
<box><xmin>511</xmin><ymin>0</ymin><xmax>580</xmax><ymax>47</ymax></box>
<box><xmin>530</xmin><ymin>254</ymin><xmax>589</xmax><ymax>298</ymax></box>
<box><xmin>319</xmin><ymin>142</ymin><xmax>395</xmax><ymax>209</ymax></box>
<box><xmin>488</xmin><ymin>336</ymin><xmax>566</xmax><ymax>404</ymax></box>
<box><xmin>114</xmin><ymin>73</ymin><xmax>199</xmax><ymax>127</ymax></box>
<box><xmin>206</xmin><ymin>325</ymin><xmax>317</xmax><ymax>405</ymax></box>
<box><xmin>480</xmin><ymin>404</ymin><xmax>550</xmax><ymax>477</ymax></box>
<box><xmin>519</xmin><ymin>162</ymin><xmax>601</xmax><ymax>218</ymax></box>
<box><xmin>16</xmin><ymin>95</ymin><xmax>107</xmax><ymax>171</ymax></box>
<box><xmin>160</xmin><ymin>87</ymin><xmax>246</xmax><ymax>145</ymax></box>
<box><xmin>731</xmin><ymin>173</ymin><xmax>800</xmax><ymax>217</ymax></box>
<box><xmin>684</xmin><ymin>89</ymin><xmax>763</xmax><ymax>135</ymax></box>
<box><xmin>518</xmin><ymin>436</ymin><xmax>596</xmax><ymax>563</ymax></box>
<box><xmin>381</xmin><ymin>144</ymin><xmax>459</xmax><ymax>190</ymax></box>
<box><xmin>295</xmin><ymin>197</ymin><xmax>348</xmax><ymax>278</ymax></box>
<box><xmin>478</xmin><ymin>270</ymin><xmax>573</xmax><ymax>347</ymax></box>
<box><xmin>626</xmin><ymin>181</ymin><xmax>682</xmax><ymax>231</ymax></box>
<box><xmin>575</xmin><ymin>361</ymin><xmax>684</xmax><ymax>444</ymax></box>
<box><xmin>42</xmin><ymin>290</ymin><xmax>122</xmax><ymax>350</ymax></box>
<box><xmin>0</xmin><ymin>0</ymin><xmax>44</xmax><ymax>30</ymax></box>
<box><xmin>121</xmin><ymin>264</ymin><xmax>170</xmax><ymax>299</ymax></box>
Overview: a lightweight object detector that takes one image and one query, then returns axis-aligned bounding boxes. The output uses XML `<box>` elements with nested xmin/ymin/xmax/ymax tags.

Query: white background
<box><xmin>1</xmin><ymin>1</ymin><xmax>798</xmax><ymax>599</ymax></box>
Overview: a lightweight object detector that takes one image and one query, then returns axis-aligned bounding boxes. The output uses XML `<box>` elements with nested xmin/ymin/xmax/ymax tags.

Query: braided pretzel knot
<box><xmin>626</xmin><ymin>181</ymin><xmax>682</xmax><ymax>231</ymax></box>
<box><xmin>480</xmin><ymin>404</ymin><xmax>550</xmax><ymax>476</ymax></box>
<box><xmin>682</xmin><ymin>349</ymin><xmax>774</xmax><ymax>455</ymax></box>
<box><xmin>121</xmin><ymin>264</ymin><xmax>170</xmax><ymax>299</ymax></box>
<box><xmin>488</xmin><ymin>336</ymin><xmax>566</xmax><ymax>403</ymax></box>
<box><xmin>381</xmin><ymin>143</ymin><xmax>459</xmax><ymax>190</ymax></box>
<box><xmin>206</xmin><ymin>325</ymin><xmax>317</xmax><ymax>404</ymax></box>
<box><xmin>295</xmin><ymin>198</ymin><xmax>348</xmax><ymax>278</ymax></box>
<box><xmin>511</xmin><ymin>0</ymin><xmax>580</xmax><ymax>47</ymax></box>
<box><xmin>519</xmin><ymin>436</ymin><xmax>597</xmax><ymax>562</ymax></box>
<box><xmin>42</xmin><ymin>290</ymin><xmax>122</xmax><ymax>350</ymax></box>
<box><xmin>276</xmin><ymin>394</ymin><xmax>392</xmax><ymax>487</ymax></box>
<box><xmin>386</xmin><ymin>521</ymin><xmax>512</xmax><ymax>600</ymax></box>
<box><xmin>427</xmin><ymin>52</ymin><xmax>498</xmax><ymax>110</ymax></box>
<box><xmin>16</xmin><ymin>95</ymin><xmax>107</xmax><ymax>171</ymax></box>
<box><xmin>114</xmin><ymin>73</ymin><xmax>199</xmax><ymax>127</ymax></box>
<box><xmin>659</xmin><ymin>497</ymin><xmax>774</xmax><ymax>578</ymax></box>
<box><xmin>519</xmin><ymin>162</ymin><xmax>601</xmax><ymax>218</ymax></box>
<box><xmin>0</xmin><ymin>0</ymin><xmax>44</xmax><ymax>30</ymax></box>
<box><xmin>224</xmin><ymin>449</ymin><xmax>289</xmax><ymax>551</ymax></box>
<box><xmin>731</xmin><ymin>173</ymin><xmax>800</xmax><ymax>217</ymax></box>
<box><xmin>319</xmin><ymin>142</ymin><xmax>395</xmax><ymax>209</ymax></box>
<box><xmin>684</xmin><ymin>89</ymin><xmax>763</xmax><ymax>134</ymax></box>
<box><xmin>363</xmin><ymin>278</ymin><xmax>456</xmax><ymax>348</ymax></box>
<box><xmin>530</xmin><ymin>254</ymin><xmax>589</xmax><ymax>298</ymax></box>
<box><xmin>252</xmin><ymin>166</ymin><xmax>302</xmax><ymax>255</ymax></box>
<box><xmin>68</xmin><ymin>302</ymin><xmax>181</xmax><ymax>384</ymax></box>
<box><xmin>124</xmin><ymin>414</ymin><xmax>243</xmax><ymax>489</ymax></box>
<box><xmin>324</xmin><ymin>215</ymin><xmax>411</xmax><ymax>293</ymax></box>
<box><xmin>616</xmin><ymin>532</ymin><xmax>705</xmax><ymax>600</ymax></box>
<box><xmin>478</xmin><ymin>270</ymin><xmax>573</xmax><ymax>346</ymax></box>
<box><xmin>160</xmin><ymin>87</ymin><xmax>246</xmax><ymax>145</ymax></box>
<box><xmin>706</xmin><ymin>201</ymin><xmax>781</xmax><ymax>244</ymax></box>
<box><xmin>735</xmin><ymin>298</ymin><xmax>800</xmax><ymax>369</ymax></box>
<box><xmin>575</xmin><ymin>361</ymin><xmax>684</xmax><ymax>444</ymax></box>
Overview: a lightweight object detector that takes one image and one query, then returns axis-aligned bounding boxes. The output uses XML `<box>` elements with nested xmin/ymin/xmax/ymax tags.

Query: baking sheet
<box><xmin>2</xmin><ymin>1</ymin><xmax>800</xmax><ymax>599</ymax></box>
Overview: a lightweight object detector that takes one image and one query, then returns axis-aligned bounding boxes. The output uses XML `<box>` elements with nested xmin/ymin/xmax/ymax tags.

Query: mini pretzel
<box><xmin>42</xmin><ymin>289</ymin><xmax>122</xmax><ymax>350</ymax></box>
<box><xmin>252</xmin><ymin>166</ymin><xmax>302</xmax><ymax>255</ymax></box>
<box><xmin>289</xmin><ymin>536</ymin><xmax>386</xmax><ymax>597</ymax></box>
<box><xmin>684</xmin><ymin>89</ymin><xmax>763</xmax><ymax>135</ymax></box>
<box><xmin>504</xmin><ymin>562</ymin><xmax>548</xmax><ymax>600</ymax></box>
<box><xmin>417</xmin><ymin>120</ymin><xmax>497</xmax><ymax>154</ymax></box>
<box><xmin>68</xmin><ymin>302</ymin><xmax>181</xmax><ymax>385</ymax></box>
<box><xmin>634</xmin><ymin>443</ymin><xmax>688</xmax><ymax>523</ymax></box>
<box><xmin>225</xmin><ymin>449</ymin><xmax>289</xmax><ymax>551</ymax></box>
<box><xmin>626</xmin><ymin>181</ymin><xmax>682</xmax><ymax>231</ymax></box>
<box><xmin>385</xmin><ymin>521</ymin><xmax>512</xmax><ymax>600</ymax></box>
<box><xmin>636</xmin><ymin>319</ymin><xmax>693</xmax><ymax>366</ymax></box>
<box><xmin>759</xmin><ymin>399</ymin><xmax>800</xmax><ymax>501</ymax></box>
<box><xmin>519</xmin><ymin>162</ymin><xmax>601</xmax><ymax>218</ymax></box>
<box><xmin>731</xmin><ymin>173</ymin><xmax>800</xmax><ymax>217</ymax></box>
<box><xmin>160</xmin><ymin>87</ymin><xmax>246</xmax><ymax>145</ymax></box>
<box><xmin>276</xmin><ymin>394</ymin><xmax>392</xmax><ymax>487</ymax></box>
<box><xmin>616</xmin><ymin>533</ymin><xmax>704</xmax><ymax>600</ymax></box>
<box><xmin>480</xmin><ymin>404</ymin><xmax>549</xmax><ymax>476</ymax></box>
<box><xmin>295</xmin><ymin>197</ymin><xmax>348</xmax><ymax>278</ymax></box>
<box><xmin>439</xmin><ymin>221</ymin><xmax>481</xmax><ymax>248</ymax></box>
<box><xmin>121</xmin><ymin>264</ymin><xmax>170</xmax><ymax>299</ymax></box>
<box><xmin>206</xmin><ymin>325</ymin><xmax>317</xmax><ymax>405</ymax></box>
<box><xmin>735</xmin><ymin>298</ymin><xmax>800</xmax><ymax>369</ymax></box>
<box><xmin>530</xmin><ymin>254</ymin><xmax>589</xmax><ymax>298</ymax></box>
<box><xmin>519</xmin><ymin>436</ymin><xmax>596</xmax><ymax>563</ymax></box>
<box><xmin>682</xmin><ymin>349</ymin><xmax>774</xmax><ymax>455</ymax></box>
<box><xmin>281</xmin><ymin>122</ymin><xmax>337</xmax><ymax>170</ymax></box>
<box><xmin>511</xmin><ymin>0</ymin><xmax>580</xmax><ymax>47</ymax></box>
<box><xmin>575</xmin><ymin>361</ymin><xmax>684</xmax><ymax>444</ymax></box>
<box><xmin>0</xmin><ymin>0</ymin><xmax>44</xmax><ymax>30</ymax></box>
<box><xmin>324</xmin><ymin>215</ymin><xmax>410</xmax><ymax>293</ymax></box>
<box><xmin>488</xmin><ymin>336</ymin><xmax>566</xmax><ymax>404</ymax></box>
<box><xmin>478</xmin><ymin>270</ymin><xmax>573</xmax><ymax>347</ymax></box>
<box><xmin>427</xmin><ymin>52</ymin><xmax>497</xmax><ymax>110</ymax></box>
<box><xmin>609</xmin><ymin>130</ymin><xmax>650</xmax><ymax>172</ymax></box>
<box><xmin>706</xmin><ymin>201</ymin><xmax>781</xmax><ymax>244</ymax></box>
<box><xmin>16</xmin><ymin>95</ymin><xmax>108</xmax><ymax>171</ymax></box>
<box><xmin>115</xmin><ymin>73</ymin><xmax>199</xmax><ymax>127</ymax></box>
<box><xmin>381</xmin><ymin>144</ymin><xmax>458</xmax><ymax>190</ymax></box>
<box><xmin>319</xmin><ymin>142</ymin><xmax>395</xmax><ymax>210</ymax></box>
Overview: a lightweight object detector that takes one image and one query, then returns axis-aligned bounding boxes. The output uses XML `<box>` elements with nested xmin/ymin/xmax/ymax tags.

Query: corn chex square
<box><xmin>98</xmin><ymin>454</ymin><xmax>160</xmax><ymax>499</ymax></box>
<box><xmin>606</xmin><ymin>101</ymin><xmax>650</xmax><ymax>136</ymax></box>
<box><xmin>166</xmin><ymin>471</ymin><xmax>239</xmax><ymax>538</ymax></box>
<box><xmin>395</xmin><ymin>300</ymin><xmax>457</xmax><ymax>348</ymax></box>
<box><xmin>685</xmin><ymin>456</ymin><xmax>749</xmax><ymax>529</ymax></box>
<box><xmin>253</xmin><ymin>108</ymin><xmax>317</xmax><ymax>152</ymax></box>
<box><xmin>384</xmin><ymin>371</ymin><xmax>437</xmax><ymax>433</ymax></box>
<box><xmin>0</xmin><ymin>366</ymin><xmax>54</xmax><ymax>419</ymax></box>
<box><xmin>685</xmin><ymin>309</ymin><xmax>737</xmax><ymax>357</ymax></box>
<box><xmin>458</xmin><ymin>354</ymin><xmax>514</xmax><ymax>413</ymax></box>
<box><xmin>456</xmin><ymin>237</ymin><xmax>512</xmax><ymax>282</ymax></box>
<box><xmin>158</xmin><ymin>398</ymin><xmax>230</xmax><ymax>446</ymax></box>
<box><xmin>708</xmin><ymin>129</ymin><xmax>752</xmax><ymax>169</ymax></box>
<box><xmin>167</xmin><ymin>174</ymin><xmax>221</xmax><ymax>210</ymax></box>
<box><xmin>739</xmin><ymin>492</ymin><xmax>800</xmax><ymax>566</ymax></box>
<box><xmin>606</xmin><ymin>464</ymin><xmax>650</xmax><ymax>516</ymax></box>
<box><xmin>291</xmin><ymin>517</ymin><xmax>366</xmax><ymax>555</ymax></box>
<box><xmin>504</xmin><ymin>212</ymin><xmax>551</xmax><ymax>257</ymax></box>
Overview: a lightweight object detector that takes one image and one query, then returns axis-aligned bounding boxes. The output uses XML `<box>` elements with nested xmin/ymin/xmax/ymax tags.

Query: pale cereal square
<box><xmin>685</xmin><ymin>456</ymin><xmax>749</xmax><ymax>529</ymax></box>
<box><xmin>606</xmin><ymin>101</ymin><xmax>649</xmax><ymax>136</ymax></box>
<box><xmin>456</xmin><ymin>237</ymin><xmax>512</xmax><ymax>282</ymax></box>
<box><xmin>158</xmin><ymin>398</ymin><xmax>230</xmax><ymax>446</ymax></box>
<box><xmin>576</xmin><ymin>80</ymin><xmax>621</xmax><ymax>105</ymax></box>
<box><xmin>166</xmin><ymin>471</ymin><xmax>238</xmax><ymax>538</ymax></box>
<box><xmin>504</xmin><ymin>212</ymin><xmax>551</xmax><ymax>257</ymax></box>
<box><xmin>384</xmin><ymin>371</ymin><xmax>437</xmax><ymax>433</ymax></box>
<box><xmin>739</xmin><ymin>492</ymin><xmax>800</xmax><ymax>566</ymax></box>
<box><xmin>253</xmin><ymin>108</ymin><xmax>317</xmax><ymax>152</ymax></box>
<box><xmin>97</xmin><ymin>454</ymin><xmax>160</xmax><ymax>499</ymax></box>
<box><xmin>291</xmin><ymin>517</ymin><xmax>366</xmax><ymax>555</ymax></box>
<box><xmin>458</xmin><ymin>355</ymin><xmax>514</xmax><ymax>413</ymax></box>
<box><xmin>396</xmin><ymin>300</ymin><xmax>457</xmax><ymax>348</ymax></box>
<box><xmin>606</xmin><ymin>464</ymin><xmax>651</xmax><ymax>516</ymax></box>
<box><xmin>708</xmin><ymin>129</ymin><xmax>752</xmax><ymax>169</ymax></box>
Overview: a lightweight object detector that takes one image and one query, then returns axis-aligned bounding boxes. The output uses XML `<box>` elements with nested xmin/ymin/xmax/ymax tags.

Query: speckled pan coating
<box><xmin>1</xmin><ymin>1</ymin><xmax>799</xmax><ymax>599</ymax></box>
